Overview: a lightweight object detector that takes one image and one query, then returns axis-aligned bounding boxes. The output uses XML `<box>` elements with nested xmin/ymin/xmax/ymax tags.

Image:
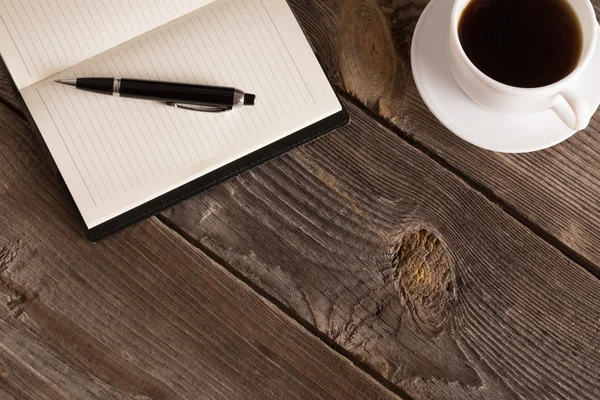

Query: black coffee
<box><xmin>458</xmin><ymin>0</ymin><xmax>583</xmax><ymax>88</ymax></box>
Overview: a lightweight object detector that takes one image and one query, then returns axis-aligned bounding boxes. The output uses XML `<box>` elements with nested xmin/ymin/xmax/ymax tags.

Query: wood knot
<box><xmin>393</xmin><ymin>229</ymin><xmax>455</xmax><ymax>335</ymax></box>
<box><xmin>339</xmin><ymin>0</ymin><xmax>396</xmax><ymax>110</ymax></box>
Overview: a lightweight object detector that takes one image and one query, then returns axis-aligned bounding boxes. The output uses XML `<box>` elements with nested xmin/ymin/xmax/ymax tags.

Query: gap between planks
<box><xmin>335</xmin><ymin>92</ymin><xmax>600</xmax><ymax>280</ymax></box>
<box><xmin>155</xmin><ymin>213</ymin><xmax>416</xmax><ymax>400</ymax></box>
<box><xmin>0</xmin><ymin>95</ymin><xmax>23</xmax><ymax>120</ymax></box>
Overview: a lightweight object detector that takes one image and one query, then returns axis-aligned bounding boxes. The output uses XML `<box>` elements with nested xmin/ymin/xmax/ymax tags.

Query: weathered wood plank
<box><xmin>160</xmin><ymin>98</ymin><xmax>600</xmax><ymax>400</ymax></box>
<box><xmin>288</xmin><ymin>0</ymin><xmax>600</xmax><ymax>275</ymax></box>
<box><xmin>0</xmin><ymin>388</ymin><xmax>16</xmax><ymax>400</ymax></box>
<box><xmin>0</xmin><ymin>64</ymin><xmax>20</xmax><ymax>114</ymax></box>
<box><xmin>0</xmin><ymin>105</ymin><xmax>399</xmax><ymax>400</ymax></box>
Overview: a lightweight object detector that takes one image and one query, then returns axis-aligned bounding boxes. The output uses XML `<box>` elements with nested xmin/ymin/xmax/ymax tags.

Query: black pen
<box><xmin>54</xmin><ymin>78</ymin><xmax>256</xmax><ymax>113</ymax></box>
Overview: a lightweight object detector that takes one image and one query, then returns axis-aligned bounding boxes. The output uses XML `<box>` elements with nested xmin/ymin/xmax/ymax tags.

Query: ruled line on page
<box><xmin>0</xmin><ymin>0</ymin><xmax>213</xmax><ymax>88</ymax></box>
<box><xmin>37</xmin><ymin>87</ymin><xmax>98</xmax><ymax>206</ymax></box>
<box><xmin>257</xmin><ymin>0</ymin><xmax>316</xmax><ymax>104</ymax></box>
<box><xmin>224</xmin><ymin>2</ymin><xmax>277</xmax><ymax>125</ymax></box>
<box><xmin>243</xmin><ymin>0</ymin><xmax>302</xmax><ymax>114</ymax></box>
<box><xmin>0</xmin><ymin>13</ymin><xmax>31</xmax><ymax>77</ymax></box>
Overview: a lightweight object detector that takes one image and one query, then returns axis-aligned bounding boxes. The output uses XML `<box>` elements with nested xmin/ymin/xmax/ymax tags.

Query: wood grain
<box><xmin>160</xmin><ymin>98</ymin><xmax>600</xmax><ymax>400</ymax></box>
<box><xmin>0</xmin><ymin>105</ymin><xmax>399</xmax><ymax>400</ymax></box>
<box><xmin>287</xmin><ymin>0</ymin><xmax>600</xmax><ymax>276</ymax></box>
<box><xmin>0</xmin><ymin>2</ymin><xmax>600</xmax><ymax>399</ymax></box>
<box><xmin>0</xmin><ymin>63</ymin><xmax>21</xmax><ymax>114</ymax></box>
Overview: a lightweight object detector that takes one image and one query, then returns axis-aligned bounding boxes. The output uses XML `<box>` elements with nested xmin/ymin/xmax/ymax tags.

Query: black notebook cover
<box><xmin>2</xmin><ymin>57</ymin><xmax>349</xmax><ymax>241</ymax></box>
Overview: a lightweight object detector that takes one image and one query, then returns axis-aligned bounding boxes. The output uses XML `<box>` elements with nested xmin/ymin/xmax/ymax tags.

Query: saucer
<box><xmin>411</xmin><ymin>0</ymin><xmax>600</xmax><ymax>153</ymax></box>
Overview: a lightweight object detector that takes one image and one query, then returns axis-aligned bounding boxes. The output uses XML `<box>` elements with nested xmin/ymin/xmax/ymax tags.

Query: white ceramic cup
<box><xmin>449</xmin><ymin>0</ymin><xmax>598</xmax><ymax>131</ymax></box>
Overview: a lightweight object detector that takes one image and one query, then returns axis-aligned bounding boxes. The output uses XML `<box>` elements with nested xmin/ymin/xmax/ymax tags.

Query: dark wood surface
<box><xmin>2</xmin><ymin>0</ymin><xmax>600</xmax><ymax>399</ymax></box>
<box><xmin>0</xmin><ymin>67</ymin><xmax>20</xmax><ymax>115</ymax></box>
<box><xmin>161</xmin><ymin>98</ymin><xmax>600</xmax><ymax>400</ymax></box>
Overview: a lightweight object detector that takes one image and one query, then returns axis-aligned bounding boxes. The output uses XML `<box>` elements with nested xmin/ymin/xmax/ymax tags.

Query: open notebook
<box><xmin>0</xmin><ymin>0</ymin><xmax>347</xmax><ymax>240</ymax></box>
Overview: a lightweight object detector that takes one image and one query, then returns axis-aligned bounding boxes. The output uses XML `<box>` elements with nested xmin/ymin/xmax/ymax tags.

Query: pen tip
<box><xmin>53</xmin><ymin>79</ymin><xmax>76</xmax><ymax>87</ymax></box>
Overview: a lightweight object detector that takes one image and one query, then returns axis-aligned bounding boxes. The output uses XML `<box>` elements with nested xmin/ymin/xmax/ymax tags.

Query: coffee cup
<box><xmin>449</xmin><ymin>0</ymin><xmax>598</xmax><ymax>131</ymax></box>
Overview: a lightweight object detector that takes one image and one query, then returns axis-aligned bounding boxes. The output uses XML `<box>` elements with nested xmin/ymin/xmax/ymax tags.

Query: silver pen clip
<box><xmin>165</xmin><ymin>102</ymin><xmax>232</xmax><ymax>113</ymax></box>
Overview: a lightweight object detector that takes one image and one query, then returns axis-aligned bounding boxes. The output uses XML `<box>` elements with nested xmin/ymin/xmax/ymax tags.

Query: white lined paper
<box><xmin>12</xmin><ymin>0</ymin><xmax>340</xmax><ymax>228</ymax></box>
<box><xmin>0</xmin><ymin>0</ymin><xmax>214</xmax><ymax>88</ymax></box>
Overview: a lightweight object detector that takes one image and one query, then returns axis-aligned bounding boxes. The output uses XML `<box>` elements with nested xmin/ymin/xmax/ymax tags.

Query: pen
<box><xmin>54</xmin><ymin>78</ymin><xmax>256</xmax><ymax>112</ymax></box>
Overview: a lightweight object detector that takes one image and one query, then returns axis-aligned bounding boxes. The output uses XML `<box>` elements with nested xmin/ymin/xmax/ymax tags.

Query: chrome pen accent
<box><xmin>165</xmin><ymin>102</ymin><xmax>232</xmax><ymax>112</ymax></box>
<box><xmin>233</xmin><ymin>89</ymin><xmax>245</xmax><ymax>109</ymax></box>
<box><xmin>113</xmin><ymin>78</ymin><xmax>121</xmax><ymax>97</ymax></box>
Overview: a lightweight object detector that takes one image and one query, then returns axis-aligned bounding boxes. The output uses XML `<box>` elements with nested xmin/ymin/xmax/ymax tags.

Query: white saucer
<box><xmin>411</xmin><ymin>0</ymin><xmax>600</xmax><ymax>153</ymax></box>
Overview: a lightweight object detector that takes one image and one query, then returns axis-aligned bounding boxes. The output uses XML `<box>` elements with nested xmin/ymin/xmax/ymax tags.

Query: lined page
<box><xmin>21</xmin><ymin>0</ymin><xmax>341</xmax><ymax>228</ymax></box>
<box><xmin>0</xmin><ymin>0</ymin><xmax>215</xmax><ymax>88</ymax></box>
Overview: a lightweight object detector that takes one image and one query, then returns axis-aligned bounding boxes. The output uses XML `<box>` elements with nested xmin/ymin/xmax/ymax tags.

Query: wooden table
<box><xmin>2</xmin><ymin>1</ymin><xmax>600</xmax><ymax>399</ymax></box>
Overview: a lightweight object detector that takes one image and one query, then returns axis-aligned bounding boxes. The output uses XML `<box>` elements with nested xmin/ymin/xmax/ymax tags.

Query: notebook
<box><xmin>0</xmin><ymin>0</ymin><xmax>348</xmax><ymax>241</ymax></box>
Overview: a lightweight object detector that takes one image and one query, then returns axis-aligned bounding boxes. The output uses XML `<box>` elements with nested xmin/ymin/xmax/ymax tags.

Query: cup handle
<box><xmin>552</xmin><ymin>89</ymin><xmax>591</xmax><ymax>131</ymax></box>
